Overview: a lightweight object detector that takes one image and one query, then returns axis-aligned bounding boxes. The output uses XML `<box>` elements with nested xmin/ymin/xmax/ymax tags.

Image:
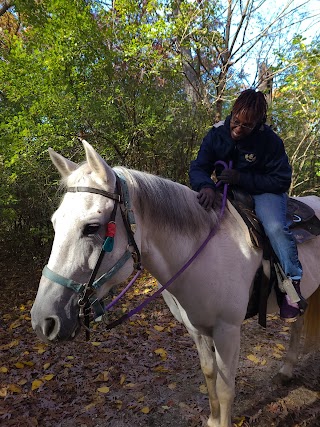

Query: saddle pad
<box><xmin>287</xmin><ymin>197</ymin><xmax>315</xmax><ymax>223</ymax></box>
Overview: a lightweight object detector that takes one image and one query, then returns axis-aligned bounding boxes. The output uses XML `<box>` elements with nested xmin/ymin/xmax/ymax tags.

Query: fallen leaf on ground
<box><xmin>97</xmin><ymin>386</ymin><xmax>110</xmax><ymax>393</ymax></box>
<box><xmin>31</xmin><ymin>379</ymin><xmax>44</xmax><ymax>391</ymax></box>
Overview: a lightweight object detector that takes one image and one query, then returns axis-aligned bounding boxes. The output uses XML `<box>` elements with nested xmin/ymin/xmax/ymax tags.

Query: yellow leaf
<box><xmin>43</xmin><ymin>363</ymin><xmax>51</xmax><ymax>370</ymax></box>
<box><xmin>85</xmin><ymin>402</ymin><xmax>97</xmax><ymax>411</ymax></box>
<box><xmin>66</xmin><ymin>356</ymin><xmax>74</xmax><ymax>360</ymax></box>
<box><xmin>23</xmin><ymin>361</ymin><xmax>34</xmax><ymax>367</ymax></box>
<box><xmin>267</xmin><ymin>314</ymin><xmax>278</xmax><ymax>320</ymax></box>
<box><xmin>64</xmin><ymin>363</ymin><xmax>72</xmax><ymax>368</ymax></box>
<box><xmin>8</xmin><ymin>340</ymin><xmax>19</xmax><ymax>348</ymax></box>
<box><xmin>272</xmin><ymin>352</ymin><xmax>282</xmax><ymax>359</ymax></box>
<box><xmin>154</xmin><ymin>325</ymin><xmax>165</xmax><ymax>332</ymax></box>
<box><xmin>95</xmin><ymin>371</ymin><xmax>109</xmax><ymax>382</ymax></box>
<box><xmin>14</xmin><ymin>362</ymin><xmax>24</xmax><ymax>369</ymax></box>
<box><xmin>0</xmin><ymin>387</ymin><xmax>7</xmax><ymax>397</ymax></box>
<box><xmin>31</xmin><ymin>379</ymin><xmax>44</xmax><ymax>391</ymax></box>
<box><xmin>9</xmin><ymin>320</ymin><xmax>21</xmax><ymax>330</ymax></box>
<box><xmin>91</xmin><ymin>342</ymin><xmax>101</xmax><ymax>346</ymax></box>
<box><xmin>261</xmin><ymin>359</ymin><xmax>267</xmax><ymax>366</ymax></box>
<box><xmin>115</xmin><ymin>400</ymin><xmax>122</xmax><ymax>409</ymax></box>
<box><xmin>168</xmin><ymin>382</ymin><xmax>176</xmax><ymax>390</ymax></box>
<box><xmin>120</xmin><ymin>374</ymin><xmax>126</xmax><ymax>385</ymax></box>
<box><xmin>18</xmin><ymin>379</ymin><xmax>28</xmax><ymax>385</ymax></box>
<box><xmin>0</xmin><ymin>366</ymin><xmax>8</xmax><ymax>373</ymax></box>
<box><xmin>8</xmin><ymin>384</ymin><xmax>22</xmax><ymax>393</ymax></box>
<box><xmin>233</xmin><ymin>416</ymin><xmax>246</xmax><ymax>426</ymax></box>
<box><xmin>33</xmin><ymin>344</ymin><xmax>47</xmax><ymax>354</ymax></box>
<box><xmin>152</xmin><ymin>366</ymin><xmax>169</xmax><ymax>372</ymax></box>
<box><xmin>154</xmin><ymin>348</ymin><xmax>167</xmax><ymax>359</ymax></box>
<box><xmin>276</xmin><ymin>343</ymin><xmax>285</xmax><ymax>351</ymax></box>
<box><xmin>43</xmin><ymin>374</ymin><xmax>54</xmax><ymax>381</ymax></box>
<box><xmin>199</xmin><ymin>384</ymin><xmax>208</xmax><ymax>394</ymax></box>
<box><xmin>123</xmin><ymin>382</ymin><xmax>135</xmax><ymax>389</ymax></box>
<box><xmin>97</xmin><ymin>386</ymin><xmax>110</xmax><ymax>394</ymax></box>
<box><xmin>247</xmin><ymin>354</ymin><xmax>260</xmax><ymax>364</ymax></box>
<box><xmin>137</xmin><ymin>320</ymin><xmax>148</xmax><ymax>327</ymax></box>
<box><xmin>141</xmin><ymin>406</ymin><xmax>150</xmax><ymax>414</ymax></box>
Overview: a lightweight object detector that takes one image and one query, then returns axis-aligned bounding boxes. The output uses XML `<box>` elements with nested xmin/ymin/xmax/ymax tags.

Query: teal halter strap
<box><xmin>42</xmin><ymin>265</ymin><xmax>85</xmax><ymax>293</ymax></box>
<box><xmin>42</xmin><ymin>250</ymin><xmax>132</xmax><ymax>293</ymax></box>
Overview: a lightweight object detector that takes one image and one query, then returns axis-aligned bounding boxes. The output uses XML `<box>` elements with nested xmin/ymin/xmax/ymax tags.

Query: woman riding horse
<box><xmin>189</xmin><ymin>89</ymin><xmax>307</xmax><ymax>322</ymax></box>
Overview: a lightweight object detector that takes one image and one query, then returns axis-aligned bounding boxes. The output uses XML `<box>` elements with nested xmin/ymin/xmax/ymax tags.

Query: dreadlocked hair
<box><xmin>231</xmin><ymin>89</ymin><xmax>268</xmax><ymax>125</ymax></box>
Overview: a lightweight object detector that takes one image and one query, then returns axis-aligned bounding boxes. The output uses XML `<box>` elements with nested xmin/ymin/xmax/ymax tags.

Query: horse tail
<box><xmin>303</xmin><ymin>285</ymin><xmax>320</xmax><ymax>352</ymax></box>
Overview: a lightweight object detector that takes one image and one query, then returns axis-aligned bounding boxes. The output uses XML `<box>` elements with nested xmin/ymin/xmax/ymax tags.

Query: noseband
<box><xmin>42</xmin><ymin>171</ymin><xmax>141</xmax><ymax>335</ymax></box>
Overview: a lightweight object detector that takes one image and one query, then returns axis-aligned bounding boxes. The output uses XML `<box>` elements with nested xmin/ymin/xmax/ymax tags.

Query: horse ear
<box><xmin>82</xmin><ymin>139</ymin><xmax>113</xmax><ymax>182</ymax></box>
<box><xmin>48</xmin><ymin>148</ymin><xmax>78</xmax><ymax>178</ymax></box>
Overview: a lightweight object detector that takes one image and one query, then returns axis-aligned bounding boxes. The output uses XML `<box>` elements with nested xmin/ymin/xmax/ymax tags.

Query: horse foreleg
<box><xmin>212</xmin><ymin>322</ymin><xmax>241</xmax><ymax>427</ymax></box>
<box><xmin>273</xmin><ymin>316</ymin><xmax>303</xmax><ymax>384</ymax></box>
<box><xmin>187</xmin><ymin>330</ymin><xmax>220</xmax><ymax>427</ymax></box>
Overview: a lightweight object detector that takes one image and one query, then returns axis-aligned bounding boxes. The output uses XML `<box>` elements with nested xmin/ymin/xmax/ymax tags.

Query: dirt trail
<box><xmin>1</xmin><ymin>264</ymin><xmax>319</xmax><ymax>427</ymax></box>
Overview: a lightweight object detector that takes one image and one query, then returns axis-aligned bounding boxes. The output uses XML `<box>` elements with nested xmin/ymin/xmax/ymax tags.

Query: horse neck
<box><xmin>126</xmin><ymin>173</ymin><xmax>214</xmax><ymax>282</ymax></box>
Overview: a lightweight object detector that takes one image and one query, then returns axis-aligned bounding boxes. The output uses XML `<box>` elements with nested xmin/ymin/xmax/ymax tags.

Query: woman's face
<box><xmin>230</xmin><ymin>111</ymin><xmax>257</xmax><ymax>141</ymax></box>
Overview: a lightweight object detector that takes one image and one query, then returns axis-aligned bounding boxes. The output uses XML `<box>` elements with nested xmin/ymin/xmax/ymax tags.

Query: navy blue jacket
<box><xmin>189</xmin><ymin>116</ymin><xmax>292</xmax><ymax>195</ymax></box>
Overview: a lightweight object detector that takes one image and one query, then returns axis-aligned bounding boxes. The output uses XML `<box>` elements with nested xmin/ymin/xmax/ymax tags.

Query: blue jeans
<box><xmin>253</xmin><ymin>193</ymin><xmax>303</xmax><ymax>280</ymax></box>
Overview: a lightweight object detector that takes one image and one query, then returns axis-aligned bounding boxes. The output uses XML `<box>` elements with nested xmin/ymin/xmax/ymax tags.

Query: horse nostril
<box><xmin>44</xmin><ymin>317</ymin><xmax>59</xmax><ymax>340</ymax></box>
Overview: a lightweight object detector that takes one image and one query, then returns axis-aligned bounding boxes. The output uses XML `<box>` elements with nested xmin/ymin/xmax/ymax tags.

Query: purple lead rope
<box><xmin>103</xmin><ymin>160</ymin><xmax>232</xmax><ymax>330</ymax></box>
<box><xmin>104</xmin><ymin>269</ymin><xmax>142</xmax><ymax>311</ymax></box>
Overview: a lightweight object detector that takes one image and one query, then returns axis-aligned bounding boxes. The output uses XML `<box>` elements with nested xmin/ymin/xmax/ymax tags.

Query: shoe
<box><xmin>280</xmin><ymin>295</ymin><xmax>300</xmax><ymax>323</ymax></box>
<box><xmin>280</xmin><ymin>279</ymin><xmax>308</xmax><ymax>322</ymax></box>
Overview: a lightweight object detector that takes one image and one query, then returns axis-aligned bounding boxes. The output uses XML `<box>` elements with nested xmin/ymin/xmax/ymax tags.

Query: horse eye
<box><xmin>83</xmin><ymin>223</ymin><xmax>100</xmax><ymax>236</ymax></box>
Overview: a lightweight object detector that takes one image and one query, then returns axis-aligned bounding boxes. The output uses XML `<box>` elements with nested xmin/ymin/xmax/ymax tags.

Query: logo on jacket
<box><xmin>245</xmin><ymin>153</ymin><xmax>256</xmax><ymax>162</ymax></box>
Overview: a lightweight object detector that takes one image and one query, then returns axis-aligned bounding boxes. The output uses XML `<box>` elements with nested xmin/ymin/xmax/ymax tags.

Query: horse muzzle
<box><xmin>31</xmin><ymin>300</ymin><xmax>81</xmax><ymax>343</ymax></box>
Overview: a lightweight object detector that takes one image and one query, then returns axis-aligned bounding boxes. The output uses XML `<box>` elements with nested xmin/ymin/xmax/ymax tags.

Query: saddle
<box><xmin>228</xmin><ymin>190</ymin><xmax>320</xmax><ymax>327</ymax></box>
<box><xmin>228</xmin><ymin>189</ymin><xmax>320</xmax><ymax>248</ymax></box>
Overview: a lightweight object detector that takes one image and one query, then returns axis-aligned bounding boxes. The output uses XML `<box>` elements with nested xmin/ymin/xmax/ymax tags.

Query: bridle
<box><xmin>42</xmin><ymin>171</ymin><xmax>141</xmax><ymax>336</ymax></box>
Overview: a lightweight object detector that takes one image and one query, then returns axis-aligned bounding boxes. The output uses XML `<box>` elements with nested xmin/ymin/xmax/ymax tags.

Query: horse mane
<box><xmin>114</xmin><ymin>167</ymin><xmax>219</xmax><ymax>237</ymax></box>
<box><xmin>60</xmin><ymin>162</ymin><xmax>218</xmax><ymax>237</ymax></box>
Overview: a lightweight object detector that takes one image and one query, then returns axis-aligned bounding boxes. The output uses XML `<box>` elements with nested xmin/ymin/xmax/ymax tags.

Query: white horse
<box><xmin>31</xmin><ymin>141</ymin><xmax>320</xmax><ymax>427</ymax></box>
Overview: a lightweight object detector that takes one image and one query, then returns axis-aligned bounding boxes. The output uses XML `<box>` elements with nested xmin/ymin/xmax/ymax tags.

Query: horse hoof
<box><xmin>207</xmin><ymin>416</ymin><xmax>220</xmax><ymax>427</ymax></box>
<box><xmin>272</xmin><ymin>372</ymin><xmax>292</xmax><ymax>385</ymax></box>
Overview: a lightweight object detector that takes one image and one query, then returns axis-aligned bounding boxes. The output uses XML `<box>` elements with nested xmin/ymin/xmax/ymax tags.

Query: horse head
<box><xmin>31</xmin><ymin>141</ymin><xmax>137</xmax><ymax>342</ymax></box>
